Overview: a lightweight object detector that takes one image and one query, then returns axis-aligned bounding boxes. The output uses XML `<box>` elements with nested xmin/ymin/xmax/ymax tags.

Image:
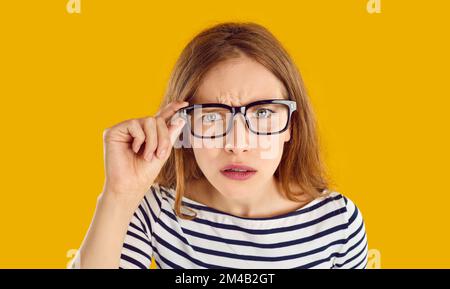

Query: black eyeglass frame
<box><xmin>176</xmin><ymin>99</ymin><xmax>297</xmax><ymax>139</ymax></box>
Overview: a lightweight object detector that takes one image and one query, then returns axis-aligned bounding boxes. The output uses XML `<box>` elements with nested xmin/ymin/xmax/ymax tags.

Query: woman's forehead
<box><xmin>192</xmin><ymin>58</ymin><xmax>288</xmax><ymax>105</ymax></box>
<box><xmin>191</xmin><ymin>93</ymin><xmax>287</xmax><ymax>106</ymax></box>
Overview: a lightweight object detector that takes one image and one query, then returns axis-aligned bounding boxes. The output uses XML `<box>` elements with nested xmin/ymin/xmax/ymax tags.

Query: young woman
<box><xmin>70</xmin><ymin>22</ymin><xmax>368</xmax><ymax>269</ymax></box>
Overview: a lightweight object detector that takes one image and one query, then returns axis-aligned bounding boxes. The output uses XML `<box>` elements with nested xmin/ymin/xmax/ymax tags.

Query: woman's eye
<box><xmin>254</xmin><ymin>108</ymin><xmax>274</xmax><ymax>118</ymax></box>
<box><xmin>202</xmin><ymin>113</ymin><xmax>222</xmax><ymax>123</ymax></box>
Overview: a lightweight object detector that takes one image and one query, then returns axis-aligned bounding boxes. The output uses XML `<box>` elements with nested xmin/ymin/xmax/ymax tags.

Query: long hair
<box><xmin>155</xmin><ymin>22</ymin><xmax>331</xmax><ymax>220</ymax></box>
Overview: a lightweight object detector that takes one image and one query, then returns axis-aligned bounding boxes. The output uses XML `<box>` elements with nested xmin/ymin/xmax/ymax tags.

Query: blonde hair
<box><xmin>155</xmin><ymin>22</ymin><xmax>331</xmax><ymax>220</ymax></box>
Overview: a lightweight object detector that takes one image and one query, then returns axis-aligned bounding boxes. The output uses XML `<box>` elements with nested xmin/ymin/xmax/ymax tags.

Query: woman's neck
<box><xmin>185</xmin><ymin>177</ymin><xmax>312</xmax><ymax>219</ymax></box>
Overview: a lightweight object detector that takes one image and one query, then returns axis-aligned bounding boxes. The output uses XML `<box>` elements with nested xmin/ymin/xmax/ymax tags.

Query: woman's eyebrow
<box><xmin>243</xmin><ymin>96</ymin><xmax>287</xmax><ymax>105</ymax></box>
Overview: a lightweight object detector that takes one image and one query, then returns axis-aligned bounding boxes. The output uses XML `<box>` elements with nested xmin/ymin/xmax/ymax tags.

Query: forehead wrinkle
<box><xmin>214</xmin><ymin>93</ymin><xmax>287</xmax><ymax>107</ymax></box>
<box><xmin>216</xmin><ymin>94</ymin><xmax>242</xmax><ymax>106</ymax></box>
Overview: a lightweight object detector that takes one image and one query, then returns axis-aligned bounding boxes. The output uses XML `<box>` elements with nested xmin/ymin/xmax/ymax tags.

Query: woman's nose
<box><xmin>224</xmin><ymin>114</ymin><xmax>249</xmax><ymax>153</ymax></box>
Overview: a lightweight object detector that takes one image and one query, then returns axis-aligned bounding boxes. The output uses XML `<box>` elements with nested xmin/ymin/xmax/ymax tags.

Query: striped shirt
<box><xmin>71</xmin><ymin>183</ymin><xmax>368</xmax><ymax>269</ymax></box>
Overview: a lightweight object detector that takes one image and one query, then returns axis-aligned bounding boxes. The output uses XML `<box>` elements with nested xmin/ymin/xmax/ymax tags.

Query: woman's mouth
<box><xmin>220</xmin><ymin>164</ymin><xmax>257</xmax><ymax>181</ymax></box>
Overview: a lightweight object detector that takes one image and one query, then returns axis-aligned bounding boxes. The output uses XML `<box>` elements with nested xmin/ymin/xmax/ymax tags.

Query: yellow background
<box><xmin>0</xmin><ymin>0</ymin><xmax>449</xmax><ymax>268</ymax></box>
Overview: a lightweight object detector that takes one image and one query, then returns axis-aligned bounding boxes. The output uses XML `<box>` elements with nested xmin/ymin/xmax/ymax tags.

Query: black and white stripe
<box><xmin>118</xmin><ymin>183</ymin><xmax>368</xmax><ymax>269</ymax></box>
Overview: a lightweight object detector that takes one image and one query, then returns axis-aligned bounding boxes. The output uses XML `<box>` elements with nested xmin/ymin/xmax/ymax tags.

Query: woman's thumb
<box><xmin>168</xmin><ymin>117</ymin><xmax>186</xmax><ymax>147</ymax></box>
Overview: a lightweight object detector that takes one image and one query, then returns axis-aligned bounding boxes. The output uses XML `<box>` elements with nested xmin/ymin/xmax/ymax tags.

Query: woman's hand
<box><xmin>70</xmin><ymin>100</ymin><xmax>188</xmax><ymax>269</ymax></box>
<box><xmin>101</xmin><ymin>100</ymin><xmax>188</xmax><ymax>206</ymax></box>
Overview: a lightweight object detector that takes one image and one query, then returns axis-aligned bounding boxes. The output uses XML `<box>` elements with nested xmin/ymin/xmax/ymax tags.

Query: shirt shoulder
<box><xmin>316</xmin><ymin>190</ymin><xmax>365</xmax><ymax>220</ymax></box>
<box><xmin>323</xmin><ymin>191</ymin><xmax>368</xmax><ymax>268</ymax></box>
<box><xmin>131</xmin><ymin>183</ymin><xmax>173</xmax><ymax>232</ymax></box>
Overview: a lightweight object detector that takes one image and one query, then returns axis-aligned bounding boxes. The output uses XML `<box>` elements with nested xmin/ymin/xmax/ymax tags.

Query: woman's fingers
<box><xmin>142</xmin><ymin>117</ymin><xmax>157</xmax><ymax>161</ymax></box>
<box><xmin>127</xmin><ymin>120</ymin><xmax>146</xmax><ymax>154</ymax></box>
<box><xmin>168</xmin><ymin>116</ymin><xmax>186</xmax><ymax>145</ymax></box>
<box><xmin>126</xmin><ymin>101</ymin><xmax>188</xmax><ymax>162</ymax></box>
<box><xmin>155</xmin><ymin>100</ymin><xmax>189</xmax><ymax>122</ymax></box>
<box><xmin>155</xmin><ymin>117</ymin><xmax>170</xmax><ymax>159</ymax></box>
<box><xmin>138</xmin><ymin>116</ymin><xmax>185</xmax><ymax>162</ymax></box>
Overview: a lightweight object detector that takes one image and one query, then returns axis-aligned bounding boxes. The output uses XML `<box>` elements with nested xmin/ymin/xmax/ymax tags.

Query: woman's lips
<box><xmin>221</xmin><ymin>170</ymin><xmax>257</xmax><ymax>180</ymax></box>
<box><xmin>220</xmin><ymin>164</ymin><xmax>257</xmax><ymax>181</ymax></box>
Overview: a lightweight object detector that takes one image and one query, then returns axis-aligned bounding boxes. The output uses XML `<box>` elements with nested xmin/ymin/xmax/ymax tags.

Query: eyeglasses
<box><xmin>176</xmin><ymin>99</ymin><xmax>297</xmax><ymax>139</ymax></box>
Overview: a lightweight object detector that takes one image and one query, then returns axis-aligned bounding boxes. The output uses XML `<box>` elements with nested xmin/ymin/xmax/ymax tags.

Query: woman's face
<box><xmin>190</xmin><ymin>55</ymin><xmax>292</xmax><ymax>201</ymax></box>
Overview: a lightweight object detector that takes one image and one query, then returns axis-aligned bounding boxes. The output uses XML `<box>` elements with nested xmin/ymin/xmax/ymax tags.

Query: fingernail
<box><xmin>145</xmin><ymin>153</ymin><xmax>153</xmax><ymax>162</ymax></box>
<box><xmin>171</xmin><ymin>117</ymin><xmax>184</xmax><ymax>126</ymax></box>
<box><xmin>133</xmin><ymin>144</ymin><xmax>140</xmax><ymax>153</ymax></box>
<box><xmin>177</xmin><ymin>118</ymin><xmax>186</xmax><ymax>126</ymax></box>
<box><xmin>158</xmin><ymin>149</ymin><xmax>166</xmax><ymax>159</ymax></box>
